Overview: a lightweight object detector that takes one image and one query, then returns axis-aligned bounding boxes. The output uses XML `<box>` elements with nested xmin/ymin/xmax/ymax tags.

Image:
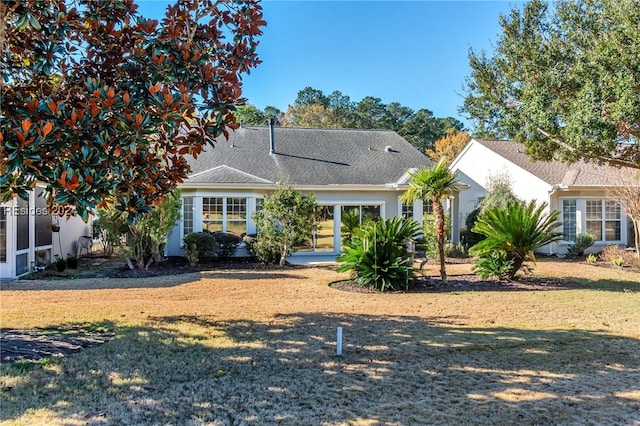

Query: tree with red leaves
<box><xmin>0</xmin><ymin>0</ymin><xmax>265</xmax><ymax>220</ymax></box>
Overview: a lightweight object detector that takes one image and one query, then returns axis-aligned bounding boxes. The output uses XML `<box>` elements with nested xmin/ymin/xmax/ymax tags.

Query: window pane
<box><xmin>226</xmin><ymin>221</ymin><xmax>246</xmax><ymax>236</ymax></box>
<box><xmin>585</xmin><ymin>200</ymin><xmax>602</xmax><ymax>220</ymax></box>
<box><xmin>16</xmin><ymin>253</ymin><xmax>29</xmax><ymax>275</ymax></box>
<box><xmin>605</xmin><ymin>221</ymin><xmax>621</xmax><ymax>241</ymax></box>
<box><xmin>401</xmin><ymin>202</ymin><xmax>413</xmax><ymax>220</ymax></box>
<box><xmin>562</xmin><ymin>200</ymin><xmax>577</xmax><ymax>241</ymax></box>
<box><xmin>203</xmin><ymin>221</ymin><xmax>223</xmax><ymax>233</ymax></box>
<box><xmin>226</xmin><ymin>198</ymin><xmax>246</xmax><ymax>220</ymax></box>
<box><xmin>361</xmin><ymin>205</ymin><xmax>380</xmax><ymax>222</ymax></box>
<box><xmin>35</xmin><ymin>188</ymin><xmax>52</xmax><ymax>247</ymax></box>
<box><xmin>423</xmin><ymin>201</ymin><xmax>433</xmax><ymax>215</ymax></box>
<box><xmin>183</xmin><ymin>197</ymin><xmax>193</xmax><ymax>235</ymax></box>
<box><xmin>605</xmin><ymin>201</ymin><xmax>621</xmax><ymax>220</ymax></box>
<box><xmin>16</xmin><ymin>197</ymin><xmax>29</xmax><ymax>250</ymax></box>
<box><xmin>586</xmin><ymin>221</ymin><xmax>602</xmax><ymax>240</ymax></box>
<box><xmin>203</xmin><ymin>198</ymin><xmax>223</xmax><ymax>220</ymax></box>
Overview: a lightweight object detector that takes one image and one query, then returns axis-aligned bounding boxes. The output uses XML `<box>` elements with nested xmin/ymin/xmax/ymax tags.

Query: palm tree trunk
<box><xmin>433</xmin><ymin>196</ymin><xmax>448</xmax><ymax>284</ymax></box>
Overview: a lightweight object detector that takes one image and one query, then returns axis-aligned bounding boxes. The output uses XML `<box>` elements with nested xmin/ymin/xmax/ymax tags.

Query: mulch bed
<box><xmin>111</xmin><ymin>256</ymin><xmax>288</xmax><ymax>278</ymax></box>
<box><xmin>330</xmin><ymin>274</ymin><xmax>586</xmax><ymax>294</ymax></box>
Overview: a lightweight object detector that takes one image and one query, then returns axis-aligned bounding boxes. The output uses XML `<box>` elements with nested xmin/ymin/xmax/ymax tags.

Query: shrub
<box><xmin>66</xmin><ymin>256</ymin><xmax>79</xmax><ymax>269</ymax></box>
<box><xmin>183</xmin><ymin>232</ymin><xmax>218</xmax><ymax>266</ymax></box>
<box><xmin>599</xmin><ymin>245</ymin><xmax>639</xmax><ymax>268</ymax></box>
<box><xmin>586</xmin><ymin>254</ymin><xmax>597</xmax><ymax>264</ymax></box>
<box><xmin>471</xmin><ymin>201</ymin><xmax>562</xmax><ymax>279</ymax></box>
<box><xmin>445</xmin><ymin>242</ymin><xmax>468</xmax><ymax>258</ymax></box>
<box><xmin>337</xmin><ymin>217</ymin><xmax>421</xmax><ymax>292</ymax></box>
<box><xmin>243</xmin><ymin>233</ymin><xmax>280</xmax><ymax>264</ymax></box>
<box><xmin>472</xmin><ymin>251</ymin><xmax>514</xmax><ymax>280</ymax></box>
<box><xmin>566</xmin><ymin>233</ymin><xmax>596</xmax><ymax>258</ymax></box>
<box><xmin>55</xmin><ymin>258</ymin><xmax>67</xmax><ymax>272</ymax></box>
<box><xmin>462</xmin><ymin>208</ymin><xmax>485</xmax><ymax>249</ymax></box>
<box><xmin>251</xmin><ymin>185</ymin><xmax>318</xmax><ymax>266</ymax></box>
<box><xmin>212</xmin><ymin>232</ymin><xmax>241</xmax><ymax>259</ymax></box>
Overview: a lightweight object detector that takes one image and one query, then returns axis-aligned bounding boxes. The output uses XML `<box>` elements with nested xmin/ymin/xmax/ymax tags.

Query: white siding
<box><xmin>166</xmin><ymin>188</ymin><xmax>412</xmax><ymax>257</ymax></box>
<box><xmin>450</xmin><ymin>140</ymin><xmax>553</xmax><ymax>238</ymax></box>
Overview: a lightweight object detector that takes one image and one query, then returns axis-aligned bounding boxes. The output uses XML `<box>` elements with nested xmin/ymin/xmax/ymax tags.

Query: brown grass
<box><xmin>1</xmin><ymin>259</ymin><xmax>639</xmax><ymax>425</ymax></box>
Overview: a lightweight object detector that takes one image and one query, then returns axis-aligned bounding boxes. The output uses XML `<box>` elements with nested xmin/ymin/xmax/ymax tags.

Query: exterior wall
<box><xmin>166</xmin><ymin>187</ymin><xmax>416</xmax><ymax>257</ymax></box>
<box><xmin>0</xmin><ymin>192</ymin><xmax>92</xmax><ymax>280</ymax></box>
<box><xmin>450</xmin><ymin>140</ymin><xmax>633</xmax><ymax>255</ymax></box>
<box><xmin>450</xmin><ymin>140</ymin><xmax>553</xmax><ymax>240</ymax></box>
<box><xmin>54</xmin><ymin>215</ymin><xmax>94</xmax><ymax>260</ymax></box>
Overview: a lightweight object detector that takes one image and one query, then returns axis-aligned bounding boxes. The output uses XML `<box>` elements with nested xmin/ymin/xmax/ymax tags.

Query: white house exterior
<box><xmin>165</xmin><ymin>125</ymin><xmax>433</xmax><ymax>259</ymax></box>
<box><xmin>450</xmin><ymin>139</ymin><xmax>638</xmax><ymax>255</ymax></box>
<box><xmin>1</xmin><ymin>186</ymin><xmax>93</xmax><ymax>280</ymax></box>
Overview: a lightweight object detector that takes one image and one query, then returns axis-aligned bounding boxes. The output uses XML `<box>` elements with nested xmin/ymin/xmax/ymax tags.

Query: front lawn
<box><xmin>1</xmin><ymin>260</ymin><xmax>639</xmax><ymax>425</ymax></box>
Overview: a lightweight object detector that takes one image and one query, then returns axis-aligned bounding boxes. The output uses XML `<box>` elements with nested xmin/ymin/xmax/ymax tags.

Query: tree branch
<box><xmin>537</xmin><ymin>127</ymin><xmax>640</xmax><ymax>170</ymax></box>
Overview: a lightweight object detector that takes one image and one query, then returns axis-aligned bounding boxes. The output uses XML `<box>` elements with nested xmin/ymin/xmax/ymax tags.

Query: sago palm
<box><xmin>337</xmin><ymin>217</ymin><xmax>421</xmax><ymax>291</ymax></box>
<box><xmin>471</xmin><ymin>201</ymin><xmax>562</xmax><ymax>279</ymax></box>
<box><xmin>401</xmin><ymin>159</ymin><xmax>459</xmax><ymax>284</ymax></box>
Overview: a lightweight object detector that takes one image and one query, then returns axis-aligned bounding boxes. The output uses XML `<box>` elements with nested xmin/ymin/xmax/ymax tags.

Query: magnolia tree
<box><xmin>0</xmin><ymin>0</ymin><xmax>265</xmax><ymax>219</ymax></box>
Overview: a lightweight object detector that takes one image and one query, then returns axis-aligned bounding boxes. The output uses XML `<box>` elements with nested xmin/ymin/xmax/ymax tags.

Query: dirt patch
<box><xmin>1</xmin><ymin>325</ymin><xmax>115</xmax><ymax>365</ymax></box>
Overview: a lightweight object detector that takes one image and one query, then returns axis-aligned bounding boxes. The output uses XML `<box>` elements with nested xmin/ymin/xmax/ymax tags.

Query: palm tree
<box><xmin>401</xmin><ymin>158</ymin><xmax>459</xmax><ymax>284</ymax></box>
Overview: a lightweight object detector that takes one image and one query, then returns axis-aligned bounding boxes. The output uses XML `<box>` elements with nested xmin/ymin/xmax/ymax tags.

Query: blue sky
<box><xmin>136</xmin><ymin>1</ymin><xmax>524</xmax><ymax>128</ymax></box>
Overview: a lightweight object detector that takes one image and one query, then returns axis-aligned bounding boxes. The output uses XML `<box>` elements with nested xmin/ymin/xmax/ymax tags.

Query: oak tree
<box><xmin>462</xmin><ymin>0</ymin><xmax>640</xmax><ymax>169</ymax></box>
<box><xmin>1</xmin><ymin>0</ymin><xmax>265</xmax><ymax>219</ymax></box>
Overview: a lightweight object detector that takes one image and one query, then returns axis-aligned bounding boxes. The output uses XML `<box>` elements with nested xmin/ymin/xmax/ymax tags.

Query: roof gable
<box><xmin>188</xmin><ymin>165</ymin><xmax>272</xmax><ymax>185</ymax></box>
<box><xmin>471</xmin><ymin>139</ymin><xmax>637</xmax><ymax>187</ymax></box>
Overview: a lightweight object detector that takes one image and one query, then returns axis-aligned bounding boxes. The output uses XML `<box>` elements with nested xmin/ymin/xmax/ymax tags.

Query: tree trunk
<box><xmin>634</xmin><ymin>219</ymin><xmax>640</xmax><ymax>258</ymax></box>
<box><xmin>125</xmin><ymin>257</ymin><xmax>135</xmax><ymax>270</ymax></box>
<box><xmin>279</xmin><ymin>242</ymin><xmax>288</xmax><ymax>267</ymax></box>
<box><xmin>433</xmin><ymin>196</ymin><xmax>448</xmax><ymax>285</ymax></box>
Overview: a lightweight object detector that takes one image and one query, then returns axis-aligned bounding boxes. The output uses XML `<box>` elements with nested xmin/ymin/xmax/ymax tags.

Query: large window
<box><xmin>182</xmin><ymin>197</ymin><xmax>193</xmax><ymax>235</ymax></box>
<box><xmin>562</xmin><ymin>199</ymin><xmax>577</xmax><ymax>241</ymax></box>
<box><xmin>202</xmin><ymin>197</ymin><xmax>246</xmax><ymax>235</ymax></box>
<box><xmin>586</xmin><ymin>200</ymin><xmax>621</xmax><ymax>241</ymax></box>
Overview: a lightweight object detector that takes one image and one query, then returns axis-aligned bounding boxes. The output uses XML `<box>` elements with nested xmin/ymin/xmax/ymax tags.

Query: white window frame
<box><xmin>201</xmin><ymin>197</ymin><xmax>247</xmax><ymax>235</ymax></box>
<box><xmin>585</xmin><ymin>199</ymin><xmax>622</xmax><ymax>243</ymax></box>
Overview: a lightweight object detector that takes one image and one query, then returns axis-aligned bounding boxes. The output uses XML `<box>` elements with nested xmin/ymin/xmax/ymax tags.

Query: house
<box><xmin>165</xmin><ymin>123</ymin><xmax>433</xmax><ymax>260</ymax></box>
<box><xmin>449</xmin><ymin>138</ymin><xmax>638</xmax><ymax>254</ymax></box>
<box><xmin>0</xmin><ymin>186</ymin><xmax>93</xmax><ymax>280</ymax></box>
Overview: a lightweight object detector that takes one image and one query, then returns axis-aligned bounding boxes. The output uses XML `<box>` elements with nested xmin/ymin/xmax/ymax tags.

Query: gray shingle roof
<box><xmin>475</xmin><ymin>139</ymin><xmax>638</xmax><ymax>187</ymax></box>
<box><xmin>185</xmin><ymin>126</ymin><xmax>431</xmax><ymax>186</ymax></box>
